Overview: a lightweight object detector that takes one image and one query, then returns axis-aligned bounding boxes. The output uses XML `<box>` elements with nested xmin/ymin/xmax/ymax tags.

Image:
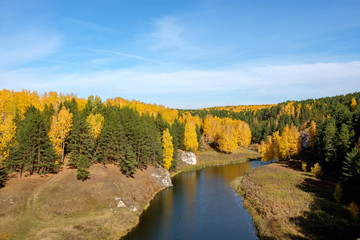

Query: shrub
<box><xmin>311</xmin><ymin>163</ymin><xmax>322</xmax><ymax>177</ymax></box>
<box><xmin>348</xmin><ymin>202</ymin><xmax>359</xmax><ymax>220</ymax></box>
<box><xmin>333</xmin><ymin>183</ymin><xmax>342</xmax><ymax>203</ymax></box>
<box><xmin>302</xmin><ymin>162</ymin><xmax>307</xmax><ymax>172</ymax></box>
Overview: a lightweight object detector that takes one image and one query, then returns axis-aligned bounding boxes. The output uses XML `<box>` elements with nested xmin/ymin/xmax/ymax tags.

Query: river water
<box><xmin>122</xmin><ymin>160</ymin><xmax>269</xmax><ymax>240</ymax></box>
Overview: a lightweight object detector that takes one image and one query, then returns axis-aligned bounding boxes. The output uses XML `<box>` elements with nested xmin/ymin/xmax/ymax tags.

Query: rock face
<box><xmin>151</xmin><ymin>168</ymin><xmax>173</xmax><ymax>188</ymax></box>
<box><xmin>300</xmin><ymin>129</ymin><xmax>310</xmax><ymax>149</ymax></box>
<box><xmin>180</xmin><ymin>152</ymin><xmax>197</xmax><ymax>165</ymax></box>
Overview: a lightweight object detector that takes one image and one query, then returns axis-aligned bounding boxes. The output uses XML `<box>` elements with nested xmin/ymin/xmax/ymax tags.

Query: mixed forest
<box><xmin>0</xmin><ymin>89</ymin><xmax>359</xmax><ymax>214</ymax></box>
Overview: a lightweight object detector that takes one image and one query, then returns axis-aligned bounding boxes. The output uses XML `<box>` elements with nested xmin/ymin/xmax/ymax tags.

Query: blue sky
<box><xmin>1</xmin><ymin>0</ymin><xmax>360</xmax><ymax>108</ymax></box>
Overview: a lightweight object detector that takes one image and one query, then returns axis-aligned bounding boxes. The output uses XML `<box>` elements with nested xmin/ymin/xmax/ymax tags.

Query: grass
<box><xmin>232</xmin><ymin>162</ymin><xmax>360</xmax><ymax>240</ymax></box>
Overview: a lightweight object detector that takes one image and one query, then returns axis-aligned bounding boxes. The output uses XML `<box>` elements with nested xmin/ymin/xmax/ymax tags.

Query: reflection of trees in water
<box><xmin>204</xmin><ymin>161</ymin><xmax>251</xmax><ymax>182</ymax></box>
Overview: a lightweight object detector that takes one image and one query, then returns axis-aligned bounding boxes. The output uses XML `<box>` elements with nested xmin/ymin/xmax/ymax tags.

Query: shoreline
<box><xmin>232</xmin><ymin>162</ymin><xmax>360</xmax><ymax>240</ymax></box>
<box><xmin>0</xmin><ymin>148</ymin><xmax>260</xmax><ymax>240</ymax></box>
<box><xmin>121</xmin><ymin>148</ymin><xmax>260</xmax><ymax>239</ymax></box>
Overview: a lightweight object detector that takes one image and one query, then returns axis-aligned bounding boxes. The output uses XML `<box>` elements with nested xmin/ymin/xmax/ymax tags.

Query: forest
<box><xmin>0</xmin><ymin>89</ymin><xmax>359</xmax><ymax>211</ymax></box>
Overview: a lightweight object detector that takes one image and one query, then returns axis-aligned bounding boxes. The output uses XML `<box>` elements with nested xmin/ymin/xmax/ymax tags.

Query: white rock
<box><xmin>151</xmin><ymin>168</ymin><xmax>173</xmax><ymax>188</ymax></box>
<box><xmin>180</xmin><ymin>152</ymin><xmax>197</xmax><ymax>165</ymax></box>
<box><xmin>117</xmin><ymin>200</ymin><xmax>126</xmax><ymax>208</ymax></box>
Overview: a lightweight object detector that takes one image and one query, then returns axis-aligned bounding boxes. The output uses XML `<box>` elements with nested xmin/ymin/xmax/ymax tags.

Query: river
<box><xmin>122</xmin><ymin>160</ymin><xmax>270</xmax><ymax>240</ymax></box>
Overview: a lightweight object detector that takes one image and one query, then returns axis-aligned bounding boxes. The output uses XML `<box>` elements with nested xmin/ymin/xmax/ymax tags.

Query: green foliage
<box><xmin>340</xmin><ymin>147</ymin><xmax>360</xmax><ymax>204</ymax></box>
<box><xmin>121</xmin><ymin>145</ymin><xmax>138</xmax><ymax>177</ymax></box>
<box><xmin>77</xmin><ymin>168</ymin><xmax>90</xmax><ymax>181</ymax></box>
<box><xmin>0</xmin><ymin>166</ymin><xmax>7</xmax><ymax>188</ymax></box>
<box><xmin>68</xmin><ymin>115</ymin><xmax>94</xmax><ymax>171</ymax></box>
<box><xmin>8</xmin><ymin>105</ymin><xmax>57</xmax><ymax>176</ymax></box>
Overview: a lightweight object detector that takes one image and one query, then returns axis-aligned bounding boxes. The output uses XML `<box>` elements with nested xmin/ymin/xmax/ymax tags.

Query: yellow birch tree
<box><xmin>184</xmin><ymin>122</ymin><xmax>199</xmax><ymax>153</ymax></box>
<box><xmin>86</xmin><ymin>113</ymin><xmax>104</xmax><ymax>139</ymax></box>
<box><xmin>162</xmin><ymin>128</ymin><xmax>173</xmax><ymax>170</ymax></box>
<box><xmin>49</xmin><ymin>107</ymin><xmax>73</xmax><ymax>161</ymax></box>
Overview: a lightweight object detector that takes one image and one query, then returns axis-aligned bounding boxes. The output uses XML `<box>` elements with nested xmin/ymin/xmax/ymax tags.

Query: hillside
<box><xmin>0</xmin><ymin>162</ymin><xmax>171</xmax><ymax>239</ymax></box>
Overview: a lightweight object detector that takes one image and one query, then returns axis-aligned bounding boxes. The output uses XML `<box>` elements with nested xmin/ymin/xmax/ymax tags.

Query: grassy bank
<box><xmin>232</xmin><ymin>162</ymin><xmax>360</xmax><ymax>240</ymax></box>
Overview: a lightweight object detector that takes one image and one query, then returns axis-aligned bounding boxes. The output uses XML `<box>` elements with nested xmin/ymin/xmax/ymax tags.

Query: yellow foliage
<box><xmin>348</xmin><ymin>202</ymin><xmax>359</xmax><ymax>219</ymax></box>
<box><xmin>0</xmin><ymin>115</ymin><xmax>17</xmax><ymax>160</ymax></box>
<box><xmin>259</xmin><ymin>124</ymin><xmax>300</xmax><ymax>161</ymax></box>
<box><xmin>234</xmin><ymin>120</ymin><xmax>251</xmax><ymax>148</ymax></box>
<box><xmin>351</xmin><ymin>98</ymin><xmax>357</xmax><ymax>112</ymax></box>
<box><xmin>310</xmin><ymin>163</ymin><xmax>322</xmax><ymax>177</ymax></box>
<box><xmin>302</xmin><ymin>162</ymin><xmax>307</xmax><ymax>172</ymax></box>
<box><xmin>86</xmin><ymin>113</ymin><xmax>104</xmax><ymax>139</ymax></box>
<box><xmin>259</xmin><ymin>131</ymin><xmax>280</xmax><ymax>161</ymax></box>
<box><xmin>106</xmin><ymin>97</ymin><xmax>179</xmax><ymax>125</ymax></box>
<box><xmin>184</xmin><ymin>122</ymin><xmax>199</xmax><ymax>153</ymax></box>
<box><xmin>162</xmin><ymin>128</ymin><xmax>173</xmax><ymax>170</ymax></box>
<box><xmin>333</xmin><ymin>183</ymin><xmax>342</xmax><ymax>203</ymax></box>
<box><xmin>203</xmin><ymin>115</ymin><xmax>221</xmax><ymax>143</ymax></box>
<box><xmin>279</xmin><ymin>124</ymin><xmax>301</xmax><ymax>159</ymax></box>
<box><xmin>218</xmin><ymin>124</ymin><xmax>238</xmax><ymax>153</ymax></box>
<box><xmin>203</xmin><ymin>104</ymin><xmax>276</xmax><ymax>113</ymax></box>
<box><xmin>283</xmin><ymin>102</ymin><xmax>295</xmax><ymax>118</ymax></box>
<box><xmin>49</xmin><ymin>107</ymin><xmax>73</xmax><ymax>160</ymax></box>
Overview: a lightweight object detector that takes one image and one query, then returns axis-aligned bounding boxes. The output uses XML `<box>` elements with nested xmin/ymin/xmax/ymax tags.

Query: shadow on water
<box><xmin>290</xmin><ymin>178</ymin><xmax>360</xmax><ymax>240</ymax></box>
<box><xmin>122</xmin><ymin>160</ymin><xmax>270</xmax><ymax>240</ymax></box>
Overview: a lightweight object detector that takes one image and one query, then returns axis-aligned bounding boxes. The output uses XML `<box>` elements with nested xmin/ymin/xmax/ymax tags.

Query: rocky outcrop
<box><xmin>180</xmin><ymin>152</ymin><xmax>197</xmax><ymax>165</ymax></box>
<box><xmin>300</xmin><ymin>129</ymin><xmax>310</xmax><ymax>149</ymax></box>
<box><xmin>151</xmin><ymin>168</ymin><xmax>173</xmax><ymax>188</ymax></box>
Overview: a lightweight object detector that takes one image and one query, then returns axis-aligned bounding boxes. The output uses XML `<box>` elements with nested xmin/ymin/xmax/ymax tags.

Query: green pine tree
<box><xmin>121</xmin><ymin>145</ymin><xmax>138</xmax><ymax>177</ymax></box>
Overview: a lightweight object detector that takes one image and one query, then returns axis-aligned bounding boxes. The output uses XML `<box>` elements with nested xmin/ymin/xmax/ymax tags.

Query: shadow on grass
<box><xmin>291</xmin><ymin>178</ymin><xmax>360</xmax><ymax>240</ymax></box>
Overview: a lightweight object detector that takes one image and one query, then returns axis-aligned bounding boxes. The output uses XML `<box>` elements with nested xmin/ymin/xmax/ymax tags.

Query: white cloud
<box><xmin>0</xmin><ymin>61</ymin><xmax>359</xmax><ymax>107</ymax></box>
<box><xmin>148</xmin><ymin>17</ymin><xmax>184</xmax><ymax>51</ymax></box>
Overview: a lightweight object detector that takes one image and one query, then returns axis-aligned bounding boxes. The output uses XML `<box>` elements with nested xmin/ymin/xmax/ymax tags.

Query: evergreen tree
<box><xmin>67</xmin><ymin>115</ymin><xmax>94</xmax><ymax>180</ymax></box>
<box><xmin>322</xmin><ymin>118</ymin><xmax>338</xmax><ymax>173</ymax></box>
<box><xmin>341</xmin><ymin>147</ymin><xmax>360</xmax><ymax>204</ymax></box>
<box><xmin>8</xmin><ymin>105</ymin><xmax>57</xmax><ymax>176</ymax></box>
<box><xmin>0</xmin><ymin>166</ymin><xmax>7</xmax><ymax>188</ymax></box>
<box><xmin>121</xmin><ymin>145</ymin><xmax>137</xmax><ymax>177</ymax></box>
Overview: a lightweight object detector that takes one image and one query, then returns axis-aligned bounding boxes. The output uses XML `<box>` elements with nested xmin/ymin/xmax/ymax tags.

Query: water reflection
<box><xmin>123</xmin><ymin>161</ymin><xmax>268</xmax><ymax>240</ymax></box>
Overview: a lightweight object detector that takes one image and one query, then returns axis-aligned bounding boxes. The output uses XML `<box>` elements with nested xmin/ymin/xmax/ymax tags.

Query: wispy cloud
<box><xmin>148</xmin><ymin>17</ymin><xmax>184</xmax><ymax>51</ymax></box>
<box><xmin>64</xmin><ymin>18</ymin><xmax>121</xmax><ymax>35</ymax></box>
<box><xmin>85</xmin><ymin>47</ymin><xmax>146</xmax><ymax>61</ymax></box>
<box><xmin>0</xmin><ymin>29</ymin><xmax>60</xmax><ymax>69</ymax></box>
<box><xmin>1</xmin><ymin>61</ymin><xmax>359</xmax><ymax>107</ymax></box>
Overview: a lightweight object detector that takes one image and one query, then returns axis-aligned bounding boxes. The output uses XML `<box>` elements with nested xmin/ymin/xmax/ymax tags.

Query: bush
<box><xmin>334</xmin><ymin>183</ymin><xmax>342</xmax><ymax>203</ymax></box>
<box><xmin>348</xmin><ymin>202</ymin><xmax>359</xmax><ymax>220</ymax></box>
<box><xmin>302</xmin><ymin>162</ymin><xmax>307</xmax><ymax>172</ymax></box>
<box><xmin>311</xmin><ymin>163</ymin><xmax>322</xmax><ymax>177</ymax></box>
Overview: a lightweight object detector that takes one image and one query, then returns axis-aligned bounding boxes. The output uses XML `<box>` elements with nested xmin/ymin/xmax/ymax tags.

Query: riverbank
<box><xmin>0</xmin><ymin>164</ymin><xmax>171</xmax><ymax>240</ymax></box>
<box><xmin>232</xmin><ymin>162</ymin><xmax>360</xmax><ymax>240</ymax></box>
<box><xmin>0</xmin><ymin>147</ymin><xmax>259</xmax><ymax>240</ymax></box>
<box><xmin>173</xmin><ymin>147</ymin><xmax>260</xmax><ymax>176</ymax></box>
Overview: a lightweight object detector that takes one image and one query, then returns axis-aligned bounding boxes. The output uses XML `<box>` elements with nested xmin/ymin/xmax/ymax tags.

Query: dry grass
<box><xmin>233</xmin><ymin>163</ymin><xmax>360</xmax><ymax>240</ymax></box>
<box><xmin>0</xmin><ymin>164</ymin><xmax>169</xmax><ymax>240</ymax></box>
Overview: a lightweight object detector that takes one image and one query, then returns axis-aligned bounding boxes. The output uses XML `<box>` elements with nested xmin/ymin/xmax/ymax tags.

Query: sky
<box><xmin>1</xmin><ymin>0</ymin><xmax>360</xmax><ymax>109</ymax></box>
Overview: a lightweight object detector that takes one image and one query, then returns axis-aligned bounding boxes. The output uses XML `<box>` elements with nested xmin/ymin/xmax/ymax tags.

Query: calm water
<box><xmin>122</xmin><ymin>160</ymin><xmax>270</xmax><ymax>240</ymax></box>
